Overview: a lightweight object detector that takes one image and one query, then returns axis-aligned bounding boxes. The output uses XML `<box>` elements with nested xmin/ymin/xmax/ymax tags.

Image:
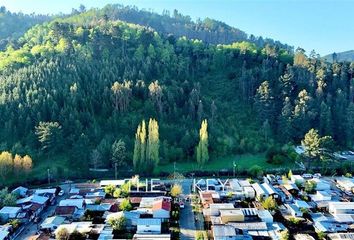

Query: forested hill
<box><xmin>0</xmin><ymin>7</ymin><xmax>52</xmax><ymax>50</ymax></box>
<box><xmin>0</xmin><ymin>6</ymin><xmax>353</xmax><ymax>178</ymax></box>
<box><xmin>323</xmin><ymin>50</ymin><xmax>354</xmax><ymax>63</ymax></box>
<box><xmin>55</xmin><ymin>4</ymin><xmax>293</xmax><ymax>52</ymax></box>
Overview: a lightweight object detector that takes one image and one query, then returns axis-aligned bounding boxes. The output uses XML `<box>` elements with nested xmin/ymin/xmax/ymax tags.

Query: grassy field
<box><xmin>157</xmin><ymin>154</ymin><xmax>296</xmax><ymax>173</ymax></box>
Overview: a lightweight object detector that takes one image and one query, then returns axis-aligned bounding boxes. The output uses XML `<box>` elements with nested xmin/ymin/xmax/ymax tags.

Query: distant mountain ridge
<box><xmin>323</xmin><ymin>50</ymin><xmax>354</xmax><ymax>63</ymax></box>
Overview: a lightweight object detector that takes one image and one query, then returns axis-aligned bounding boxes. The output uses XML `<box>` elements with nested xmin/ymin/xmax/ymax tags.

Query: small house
<box><xmin>329</xmin><ymin>202</ymin><xmax>354</xmax><ymax>215</ymax></box>
<box><xmin>286</xmin><ymin>204</ymin><xmax>303</xmax><ymax>217</ymax></box>
<box><xmin>59</xmin><ymin>199</ymin><xmax>85</xmax><ymax>209</ymax></box>
<box><xmin>219</xmin><ymin>209</ymin><xmax>244</xmax><ymax>223</ymax></box>
<box><xmin>152</xmin><ymin>198</ymin><xmax>171</xmax><ymax>219</ymax></box>
<box><xmin>258</xmin><ymin>210</ymin><xmax>273</xmax><ymax>223</ymax></box>
<box><xmin>136</xmin><ymin>218</ymin><xmax>161</xmax><ymax>234</ymax></box>
<box><xmin>40</xmin><ymin>216</ymin><xmax>66</xmax><ymax>231</ymax></box>
<box><xmin>252</xmin><ymin>183</ymin><xmax>267</xmax><ymax>200</ymax></box>
<box><xmin>11</xmin><ymin>186</ymin><xmax>28</xmax><ymax>197</ymax></box>
<box><xmin>55</xmin><ymin>206</ymin><xmax>78</xmax><ymax>218</ymax></box>
<box><xmin>0</xmin><ymin>207</ymin><xmax>21</xmax><ymax>221</ymax></box>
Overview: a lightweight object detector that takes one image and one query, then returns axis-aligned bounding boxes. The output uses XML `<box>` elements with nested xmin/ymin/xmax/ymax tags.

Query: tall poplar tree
<box><xmin>196</xmin><ymin>119</ymin><xmax>209</xmax><ymax>166</ymax></box>
<box><xmin>147</xmin><ymin>118</ymin><xmax>160</xmax><ymax>170</ymax></box>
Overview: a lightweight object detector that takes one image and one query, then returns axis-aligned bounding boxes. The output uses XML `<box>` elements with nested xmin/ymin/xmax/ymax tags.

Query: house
<box><xmin>258</xmin><ymin>210</ymin><xmax>273</xmax><ymax>223</ymax></box>
<box><xmin>55</xmin><ymin>222</ymin><xmax>104</xmax><ymax>236</ymax></box>
<box><xmin>212</xmin><ymin>225</ymin><xmax>252</xmax><ymax>240</ymax></box>
<box><xmin>85</xmin><ymin>191</ymin><xmax>105</xmax><ymax>199</ymax></box>
<box><xmin>312</xmin><ymin>178</ymin><xmax>331</xmax><ymax>191</ymax></box>
<box><xmin>200</xmin><ymin>192</ymin><xmax>214</xmax><ymax>207</ymax></box>
<box><xmin>294</xmin><ymin>234</ymin><xmax>315</xmax><ymax>240</ymax></box>
<box><xmin>59</xmin><ymin>199</ymin><xmax>85</xmax><ymax>209</ymax></box>
<box><xmin>283</xmin><ymin>183</ymin><xmax>299</xmax><ymax>195</ymax></box>
<box><xmin>0</xmin><ymin>207</ymin><xmax>21</xmax><ymax>221</ymax></box>
<box><xmin>209</xmin><ymin>203</ymin><xmax>234</xmax><ymax>216</ymax></box>
<box><xmin>314</xmin><ymin>221</ymin><xmax>348</xmax><ymax>233</ymax></box>
<box><xmin>40</xmin><ymin>216</ymin><xmax>66</xmax><ymax>231</ymax></box>
<box><xmin>327</xmin><ymin>233</ymin><xmax>354</xmax><ymax>240</ymax></box>
<box><xmin>275</xmin><ymin>185</ymin><xmax>293</xmax><ymax>203</ymax></box>
<box><xmin>243</xmin><ymin>186</ymin><xmax>255</xmax><ymax>199</ymax></box>
<box><xmin>285</xmin><ymin>204</ymin><xmax>303</xmax><ymax>217</ymax></box>
<box><xmin>136</xmin><ymin>218</ymin><xmax>161</xmax><ymax>234</ymax></box>
<box><xmin>336</xmin><ymin>177</ymin><xmax>354</xmax><ymax>192</ymax></box>
<box><xmin>139</xmin><ymin>197</ymin><xmax>158</xmax><ymax>208</ymax></box>
<box><xmin>133</xmin><ymin>234</ymin><xmax>171</xmax><ymax>240</ymax></box>
<box><xmin>11</xmin><ymin>186</ymin><xmax>28</xmax><ymax>197</ymax></box>
<box><xmin>252</xmin><ymin>183</ymin><xmax>267</xmax><ymax>200</ymax></box>
<box><xmin>328</xmin><ymin>202</ymin><xmax>354</xmax><ymax>215</ymax></box>
<box><xmin>261</xmin><ymin>183</ymin><xmax>279</xmax><ymax>199</ymax></box>
<box><xmin>310</xmin><ymin>191</ymin><xmax>332</xmax><ymax>202</ymax></box>
<box><xmin>34</xmin><ymin>188</ymin><xmax>57</xmax><ymax>195</ymax></box>
<box><xmin>294</xmin><ymin>200</ymin><xmax>311</xmax><ymax>210</ymax></box>
<box><xmin>106</xmin><ymin>211</ymin><xmax>140</xmax><ymax>227</ymax></box>
<box><xmin>29</xmin><ymin>203</ymin><xmax>45</xmax><ymax>218</ymax></box>
<box><xmin>100</xmin><ymin>180</ymin><xmax>126</xmax><ymax>188</ymax></box>
<box><xmin>0</xmin><ymin>229</ymin><xmax>10</xmax><ymax>240</ymax></box>
<box><xmin>152</xmin><ymin>198</ymin><xmax>171</xmax><ymax>219</ymax></box>
<box><xmin>219</xmin><ymin>209</ymin><xmax>244</xmax><ymax>223</ymax></box>
<box><xmin>16</xmin><ymin>195</ymin><xmax>49</xmax><ymax>206</ymax></box>
<box><xmin>55</xmin><ymin>206</ymin><xmax>78</xmax><ymax>218</ymax></box>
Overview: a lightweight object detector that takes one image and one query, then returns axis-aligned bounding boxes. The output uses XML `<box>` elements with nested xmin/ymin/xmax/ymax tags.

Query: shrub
<box><xmin>119</xmin><ymin>198</ymin><xmax>132</xmax><ymax>211</ymax></box>
<box><xmin>249</xmin><ymin>165</ymin><xmax>264</xmax><ymax>178</ymax></box>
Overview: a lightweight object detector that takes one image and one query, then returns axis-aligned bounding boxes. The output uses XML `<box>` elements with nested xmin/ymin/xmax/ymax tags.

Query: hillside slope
<box><xmin>323</xmin><ymin>50</ymin><xmax>354</xmax><ymax>63</ymax></box>
<box><xmin>0</xmin><ymin>7</ymin><xmax>353</xmax><ymax>179</ymax></box>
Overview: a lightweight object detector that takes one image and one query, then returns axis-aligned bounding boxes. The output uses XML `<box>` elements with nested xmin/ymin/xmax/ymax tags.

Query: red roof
<box><xmin>152</xmin><ymin>199</ymin><xmax>171</xmax><ymax>211</ymax></box>
<box><xmin>130</xmin><ymin>197</ymin><xmax>142</xmax><ymax>204</ymax></box>
<box><xmin>30</xmin><ymin>203</ymin><xmax>43</xmax><ymax>211</ymax></box>
<box><xmin>55</xmin><ymin>206</ymin><xmax>77</xmax><ymax>216</ymax></box>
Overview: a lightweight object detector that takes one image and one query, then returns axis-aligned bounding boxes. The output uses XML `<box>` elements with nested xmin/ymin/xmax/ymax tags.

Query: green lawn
<box><xmin>157</xmin><ymin>154</ymin><xmax>296</xmax><ymax>173</ymax></box>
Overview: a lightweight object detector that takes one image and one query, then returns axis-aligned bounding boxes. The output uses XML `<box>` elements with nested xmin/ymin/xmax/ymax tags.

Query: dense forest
<box><xmin>0</xmin><ymin>7</ymin><xmax>52</xmax><ymax>50</ymax></box>
<box><xmin>0</xmin><ymin>5</ymin><xmax>353</xmax><ymax>179</ymax></box>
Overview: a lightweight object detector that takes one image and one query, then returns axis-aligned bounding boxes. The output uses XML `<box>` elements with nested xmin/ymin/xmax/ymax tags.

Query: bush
<box><xmin>248</xmin><ymin>165</ymin><xmax>264</xmax><ymax>178</ymax></box>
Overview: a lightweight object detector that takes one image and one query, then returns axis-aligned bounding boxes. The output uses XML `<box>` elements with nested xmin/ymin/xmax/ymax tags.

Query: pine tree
<box><xmin>196</xmin><ymin>120</ymin><xmax>209</xmax><ymax>166</ymax></box>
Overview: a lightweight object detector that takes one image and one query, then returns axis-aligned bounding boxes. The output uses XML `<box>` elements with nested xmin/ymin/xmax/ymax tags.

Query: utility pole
<box><xmin>47</xmin><ymin>169</ymin><xmax>50</xmax><ymax>185</ymax></box>
<box><xmin>173</xmin><ymin>162</ymin><xmax>176</xmax><ymax>181</ymax></box>
<box><xmin>115</xmin><ymin>162</ymin><xmax>118</xmax><ymax>180</ymax></box>
<box><xmin>233</xmin><ymin>161</ymin><xmax>237</xmax><ymax>178</ymax></box>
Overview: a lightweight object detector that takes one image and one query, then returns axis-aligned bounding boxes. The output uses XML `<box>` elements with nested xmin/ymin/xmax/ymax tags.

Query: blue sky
<box><xmin>0</xmin><ymin>0</ymin><xmax>352</xmax><ymax>56</ymax></box>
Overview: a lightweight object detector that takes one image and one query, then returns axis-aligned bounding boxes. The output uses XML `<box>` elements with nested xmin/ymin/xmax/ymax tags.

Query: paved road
<box><xmin>179</xmin><ymin>179</ymin><xmax>196</xmax><ymax>240</ymax></box>
<box><xmin>16</xmin><ymin>184</ymin><xmax>71</xmax><ymax>240</ymax></box>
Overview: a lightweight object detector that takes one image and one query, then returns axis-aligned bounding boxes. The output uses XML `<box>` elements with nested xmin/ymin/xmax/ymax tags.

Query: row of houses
<box><xmin>196</xmin><ymin>174</ymin><xmax>354</xmax><ymax>240</ymax></box>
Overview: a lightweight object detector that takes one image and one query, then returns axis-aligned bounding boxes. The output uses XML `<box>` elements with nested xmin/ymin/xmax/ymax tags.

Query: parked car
<box><xmin>302</xmin><ymin>173</ymin><xmax>313</xmax><ymax>179</ymax></box>
<box><xmin>179</xmin><ymin>202</ymin><xmax>185</xmax><ymax>209</ymax></box>
<box><xmin>313</xmin><ymin>173</ymin><xmax>322</xmax><ymax>178</ymax></box>
<box><xmin>58</xmin><ymin>190</ymin><xmax>65</xmax><ymax>196</ymax></box>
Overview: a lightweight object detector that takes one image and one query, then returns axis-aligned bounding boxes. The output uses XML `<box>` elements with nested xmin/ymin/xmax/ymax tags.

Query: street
<box><xmin>179</xmin><ymin>179</ymin><xmax>196</xmax><ymax>240</ymax></box>
<box><xmin>15</xmin><ymin>184</ymin><xmax>71</xmax><ymax>240</ymax></box>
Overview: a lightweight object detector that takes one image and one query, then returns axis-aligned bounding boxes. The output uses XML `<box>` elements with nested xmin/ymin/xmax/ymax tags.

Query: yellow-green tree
<box><xmin>196</xmin><ymin>120</ymin><xmax>209</xmax><ymax>166</ymax></box>
<box><xmin>147</xmin><ymin>118</ymin><xmax>160</xmax><ymax>169</ymax></box>
<box><xmin>170</xmin><ymin>184</ymin><xmax>182</xmax><ymax>197</ymax></box>
<box><xmin>0</xmin><ymin>151</ymin><xmax>13</xmax><ymax>180</ymax></box>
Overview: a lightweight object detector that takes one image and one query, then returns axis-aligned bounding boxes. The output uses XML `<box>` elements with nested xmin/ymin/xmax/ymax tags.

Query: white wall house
<box><xmin>329</xmin><ymin>202</ymin><xmax>354</xmax><ymax>215</ymax></box>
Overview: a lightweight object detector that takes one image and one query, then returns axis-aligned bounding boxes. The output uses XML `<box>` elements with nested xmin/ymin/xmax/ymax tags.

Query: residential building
<box><xmin>40</xmin><ymin>216</ymin><xmax>66</xmax><ymax>231</ymax></box>
<box><xmin>136</xmin><ymin>218</ymin><xmax>161</xmax><ymax>234</ymax></box>
<box><xmin>329</xmin><ymin>202</ymin><xmax>354</xmax><ymax>215</ymax></box>
<box><xmin>0</xmin><ymin>207</ymin><xmax>21</xmax><ymax>221</ymax></box>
